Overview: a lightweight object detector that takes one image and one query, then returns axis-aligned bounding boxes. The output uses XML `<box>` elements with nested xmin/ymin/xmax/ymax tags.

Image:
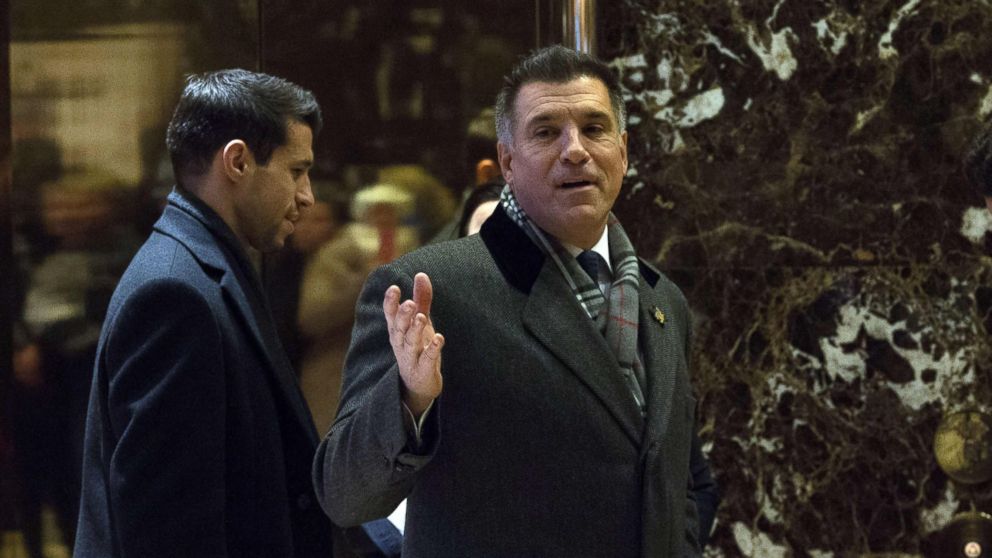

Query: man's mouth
<box><xmin>560</xmin><ymin>180</ymin><xmax>595</xmax><ymax>189</ymax></box>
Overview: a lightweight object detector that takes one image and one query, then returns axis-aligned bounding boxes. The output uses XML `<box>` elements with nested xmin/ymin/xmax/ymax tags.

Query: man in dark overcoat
<box><xmin>75</xmin><ymin>69</ymin><xmax>333</xmax><ymax>557</ymax></box>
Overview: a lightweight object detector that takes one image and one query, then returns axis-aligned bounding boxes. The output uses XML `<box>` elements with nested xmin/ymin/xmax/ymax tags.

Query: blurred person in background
<box><xmin>14</xmin><ymin>168</ymin><xmax>138</xmax><ymax>558</ymax></box>
<box><xmin>430</xmin><ymin>107</ymin><xmax>503</xmax><ymax>243</ymax></box>
<box><xmin>297</xmin><ymin>182</ymin><xmax>418</xmax><ymax>436</ymax></box>
<box><xmin>266</xmin><ymin>179</ymin><xmax>348</xmax><ymax>371</ymax></box>
<box><xmin>456</xmin><ymin>180</ymin><xmax>503</xmax><ymax>238</ymax></box>
<box><xmin>376</xmin><ymin>164</ymin><xmax>455</xmax><ymax>242</ymax></box>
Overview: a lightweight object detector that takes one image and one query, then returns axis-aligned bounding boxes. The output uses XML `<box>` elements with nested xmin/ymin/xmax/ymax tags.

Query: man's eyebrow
<box><xmin>584</xmin><ymin>109</ymin><xmax>612</xmax><ymax>121</ymax></box>
<box><xmin>526</xmin><ymin>109</ymin><xmax>612</xmax><ymax>125</ymax></box>
<box><xmin>525</xmin><ymin>112</ymin><xmax>559</xmax><ymax>126</ymax></box>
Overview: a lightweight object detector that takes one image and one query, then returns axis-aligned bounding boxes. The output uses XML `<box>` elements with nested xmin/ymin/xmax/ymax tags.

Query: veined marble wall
<box><xmin>602</xmin><ymin>1</ymin><xmax>992</xmax><ymax>556</ymax></box>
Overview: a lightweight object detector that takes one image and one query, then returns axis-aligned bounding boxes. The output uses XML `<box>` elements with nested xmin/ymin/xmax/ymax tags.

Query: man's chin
<box><xmin>269</xmin><ymin>237</ymin><xmax>288</xmax><ymax>252</ymax></box>
<box><xmin>252</xmin><ymin>236</ymin><xmax>286</xmax><ymax>253</ymax></box>
<box><xmin>540</xmin><ymin>214</ymin><xmax>608</xmax><ymax>248</ymax></box>
<box><xmin>564</xmin><ymin>205</ymin><xmax>610</xmax><ymax>224</ymax></box>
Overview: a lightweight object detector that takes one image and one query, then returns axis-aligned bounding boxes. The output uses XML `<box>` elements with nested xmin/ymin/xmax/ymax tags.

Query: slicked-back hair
<box><xmin>965</xmin><ymin>122</ymin><xmax>992</xmax><ymax>197</ymax></box>
<box><xmin>166</xmin><ymin>68</ymin><xmax>322</xmax><ymax>183</ymax></box>
<box><xmin>494</xmin><ymin>45</ymin><xmax>625</xmax><ymax>145</ymax></box>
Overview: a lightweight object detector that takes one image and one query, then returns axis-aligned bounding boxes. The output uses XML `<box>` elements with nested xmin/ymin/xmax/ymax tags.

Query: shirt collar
<box><xmin>562</xmin><ymin>226</ymin><xmax>612</xmax><ymax>272</ymax></box>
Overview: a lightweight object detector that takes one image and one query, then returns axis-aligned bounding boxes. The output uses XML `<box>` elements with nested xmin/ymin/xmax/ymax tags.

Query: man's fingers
<box><xmin>421</xmin><ymin>333</ymin><xmax>444</xmax><ymax>364</ymax></box>
<box><xmin>382</xmin><ymin>285</ymin><xmax>401</xmax><ymax>331</ymax></box>
<box><xmin>414</xmin><ymin>333</ymin><xmax>444</xmax><ymax>400</ymax></box>
<box><xmin>412</xmin><ymin>273</ymin><xmax>433</xmax><ymax>316</ymax></box>
<box><xmin>404</xmin><ymin>313</ymin><xmax>428</xmax><ymax>350</ymax></box>
<box><xmin>384</xmin><ymin>274</ymin><xmax>442</xmax><ymax>393</ymax></box>
<box><xmin>393</xmin><ymin>299</ymin><xmax>416</xmax><ymax>338</ymax></box>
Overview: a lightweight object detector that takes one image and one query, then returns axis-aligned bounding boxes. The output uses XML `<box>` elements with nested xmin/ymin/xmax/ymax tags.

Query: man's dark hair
<box><xmin>166</xmin><ymin>68</ymin><xmax>322</xmax><ymax>182</ymax></box>
<box><xmin>494</xmin><ymin>45</ymin><xmax>625</xmax><ymax>144</ymax></box>
<box><xmin>965</xmin><ymin>122</ymin><xmax>992</xmax><ymax>197</ymax></box>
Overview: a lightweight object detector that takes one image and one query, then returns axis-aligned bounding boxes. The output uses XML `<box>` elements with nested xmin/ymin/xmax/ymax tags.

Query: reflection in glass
<box><xmin>263</xmin><ymin>0</ymin><xmax>533</xmax><ymax>193</ymax></box>
<box><xmin>5</xmin><ymin>1</ymin><xmax>541</xmax><ymax>555</ymax></box>
<box><xmin>297</xmin><ymin>182</ymin><xmax>421</xmax><ymax>433</ymax></box>
<box><xmin>261</xmin><ymin>1</ymin><xmax>538</xmax><ymax>429</ymax></box>
<box><xmin>7</xmin><ymin>3</ymin><xmax>258</xmax><ymax>555</ymax></box>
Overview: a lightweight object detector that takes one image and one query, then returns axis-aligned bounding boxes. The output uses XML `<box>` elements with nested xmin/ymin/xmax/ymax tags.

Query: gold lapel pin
<box><xmin>653</xmin><ymin>306</ymin><xmax>666</xmax><ymax>326</ymax></box>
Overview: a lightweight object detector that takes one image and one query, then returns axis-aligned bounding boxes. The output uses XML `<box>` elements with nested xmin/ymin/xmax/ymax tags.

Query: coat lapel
<box><xmin>637</xmin><ymin>268</ymin><xmax>678</xmax><ymax>444</ymax></box>
<box><xmin>482</xmin><ymin>204</ymin><xmax>645</xmax><ymax>445</ymax></box>
<box><xmin>156</xmin><ymin>196</ymin><xmax>318</xmax><ymax>445</ymax></box>
<box><xmin>521</xmin><ymin>258</ymin><xmax>644</xmax><ymax>446</ymax></box>
<box><xmin>217</xmin><ymin>271</ymin><xmax>319</xmax><ymax>445</ymax></box>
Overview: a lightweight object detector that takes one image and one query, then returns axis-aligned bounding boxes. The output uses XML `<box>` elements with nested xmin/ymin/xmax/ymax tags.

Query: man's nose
<box><xmin>559</xmin><ymin>127</ymin><xmax>590</xmax><ymax>165</ymax></box>
<box><xmin>297</xmin><ymin>176</ymin><xmax>315</xmax><ymax>208</ymax></box>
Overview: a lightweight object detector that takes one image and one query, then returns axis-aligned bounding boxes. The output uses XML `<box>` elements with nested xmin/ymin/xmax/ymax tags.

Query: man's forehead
<box><xmin>517</xmin><ymin>76</ymin><xmax>609</xmax><ymax>100</ymax></box>
<box><xmin>280</xmin><ymin>121</ymin><xmax>314</xmax><ymax>157</ymax></box>
<box><xmin>516</xmin><ymin>78</ymin><xmax>612</xmax><ymax>115</ymax></box>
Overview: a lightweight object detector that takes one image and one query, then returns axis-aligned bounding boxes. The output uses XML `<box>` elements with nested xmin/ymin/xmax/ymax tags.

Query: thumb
<box><xmin>413</xmin><ymin>272</ymin><xmax>434</xmax><ymax>316</ymax></box>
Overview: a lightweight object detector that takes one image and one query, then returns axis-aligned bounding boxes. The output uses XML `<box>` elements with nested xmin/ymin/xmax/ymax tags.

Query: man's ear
<box><xmin>619</xmin><ymin>130</ymin><xmax>629</xmax><ymax>175</ymax></box>
<box><xmin>497</xmin><ymin>142</ymin><xmax>512</xmax><ymax>186</ymax></box>
<box><xmin>222</xmin><ymin>140</ymin><xmax>252</xmax><ymax>182</ymax></box>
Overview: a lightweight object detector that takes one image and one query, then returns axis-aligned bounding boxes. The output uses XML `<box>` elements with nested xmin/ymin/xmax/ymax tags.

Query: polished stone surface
<box><xmin>603</xmin><ymin>0</ymin><xmax>992</xmax><ymax>555</ymax></box>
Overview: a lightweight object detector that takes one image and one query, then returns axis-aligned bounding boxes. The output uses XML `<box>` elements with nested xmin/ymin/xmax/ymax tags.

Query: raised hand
<box><xmin>383</xmin><ymin>272</ymin><xmax>444</xmax><ymax>417</ymax></box>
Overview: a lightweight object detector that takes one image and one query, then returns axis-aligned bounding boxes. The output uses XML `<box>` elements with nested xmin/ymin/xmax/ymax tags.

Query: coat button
<box><xmin>296</xmin><ymin>493</ymin><xmax>313</xmax><ymax>510</ymax></box>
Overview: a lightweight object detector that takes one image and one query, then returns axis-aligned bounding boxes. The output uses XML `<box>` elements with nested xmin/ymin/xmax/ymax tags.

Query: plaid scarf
<box><xmin>500</xmin><ymin>187</ymin><xmax>646</xmax><ymax>415</ymax></box>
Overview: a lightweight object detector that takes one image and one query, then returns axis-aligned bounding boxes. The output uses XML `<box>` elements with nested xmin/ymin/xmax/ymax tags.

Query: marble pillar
<box><xmin>602</xmin><ymin>1</ymin><xmax>992</xmax><ymax>555</ymax></box>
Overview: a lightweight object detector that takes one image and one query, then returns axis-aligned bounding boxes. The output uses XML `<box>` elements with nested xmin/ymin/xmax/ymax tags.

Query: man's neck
<box><xmin>179</xmin><ymin>179</ymin><xmax>245</xmax><ymax>249</ymax></box>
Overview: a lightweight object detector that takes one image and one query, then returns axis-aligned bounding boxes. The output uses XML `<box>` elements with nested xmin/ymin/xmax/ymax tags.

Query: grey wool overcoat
<box><xmin>314</xmin><ymin>203</ymin><xmax>702</xmax><ymax>557</ymax></box>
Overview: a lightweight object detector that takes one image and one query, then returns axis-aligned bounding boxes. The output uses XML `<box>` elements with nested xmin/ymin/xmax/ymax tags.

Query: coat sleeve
<box><xmin>312</xmin><ymin>261</ymin><xmax>439</xmax><ymax>527</ymax></box>
<box><xmin>102</xmin><ymin>279</ymin><xmax>228</xmax><ymax>557</ymax></box>
<box><xmin>690</xmin><ymin>429</ymin><xmax>720</xmax><ymax>548</ymax></box>
<box><xmin>681</xmin><ymin>426</ymin><xmax>703</xmax><ymax>557</ymax></box>
<box><xmin>681</xmin><ymin>295</ymin><xmax>704</xmax><ymax>557</ymax></box>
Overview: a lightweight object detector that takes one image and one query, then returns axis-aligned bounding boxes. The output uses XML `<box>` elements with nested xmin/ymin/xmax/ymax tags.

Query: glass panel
<box><xmin>6</xmin><ymin>2</ymin><xmax>258</xmax><ymax>555</ymax></box>
<box><xmin>259</xmin><ymin>0</ymin><xmax>538</xmax><ymax>433</ymax></box>
<box><xmin>4</xmin><ymin>1</ymin><xmax>544</xmax><ymax>553</ymax></box>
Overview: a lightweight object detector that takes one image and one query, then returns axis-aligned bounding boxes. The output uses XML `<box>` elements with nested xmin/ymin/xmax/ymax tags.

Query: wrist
<box><xmin>402</xmin><ymin>390</ymin><xmax>435</xmax><ymax>418</ymax></box>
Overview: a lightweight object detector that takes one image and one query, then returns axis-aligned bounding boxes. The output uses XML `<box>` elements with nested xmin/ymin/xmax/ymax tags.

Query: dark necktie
<box><xmin>577</xmin><ymin>250</ymin><xmax>602</xmax><ymax>283</ymax></box>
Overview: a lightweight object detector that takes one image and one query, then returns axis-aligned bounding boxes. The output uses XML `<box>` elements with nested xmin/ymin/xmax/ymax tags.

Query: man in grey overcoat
<box><xmin>314</xmin><ymin>45</ymin><xmax>706</xmax><ymax>557</ymax></box>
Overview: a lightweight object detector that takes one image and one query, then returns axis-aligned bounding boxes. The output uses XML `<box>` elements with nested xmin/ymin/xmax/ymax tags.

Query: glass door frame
<box><xmin>1</xmin><ymin>0</ymin><xmax>13</xmax><ymax>448</ymax></box>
